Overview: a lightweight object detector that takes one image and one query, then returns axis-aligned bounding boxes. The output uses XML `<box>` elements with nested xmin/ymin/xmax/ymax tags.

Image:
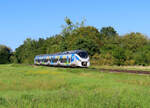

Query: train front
<box><xmin>75</xmin><ymin>51</ymin><xmax>90</xmax><ymax>67</ymax></box>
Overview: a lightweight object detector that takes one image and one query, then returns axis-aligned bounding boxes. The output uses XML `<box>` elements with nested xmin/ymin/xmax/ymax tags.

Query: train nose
<box><xmin>82</xmin><ymin>62</ymin><xmax>87</xmax><ymax>66</ymax></box>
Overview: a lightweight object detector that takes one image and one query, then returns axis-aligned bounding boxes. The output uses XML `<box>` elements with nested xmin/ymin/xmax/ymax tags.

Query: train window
<box><xmin>63</xmin><ymin>58</ymin><xmax>67</xmax><ymax>63</ymax></box>
<box><xmin>60</xmin><ymin>57</ymin><xmax>70</xmax><ymax>63</ymax></box>
<box><xmin>51</xmin><ymin>58</ymin><xmax>58</xmax><ymax>63</ymax></box>
<box><xmin>60</xmin><ymin>58</ymin><xmax>67</xmax><ymax>63</ymax></box>
<box><xmin>68</xmin><ymin>58</ymin><xmax>71</xmax><ymax>63</ymax></box>
<box><xmin>53</xmin><ymin>59</ymin><xmax>56</xmax><ymax>63</ymax></box>
<box><xmin>40</xmin><ymin>59</ymin><xmax>42</xmax><ymax>62</ymax></box>
<box><xmin>59</xmin><ymin>58</ymin><xmax>62</xmax><ymax>63</ymax></box>
<box><xmin>43</xmin><ymin>59</ymin><xmax>45</xmax><ymax>62</ymax></box>
<box><xmin>51</xmin><ymin>58</ymin><xmax>53</xmax><ymax>63</ymax></box>
<box><xmin>48</xmin><ymin>58</ymin><xmax>51</xmax><ymax>62</ymax></box>
<box><xmin>77</xmin><ymin>51</ymin><xmax>88</xmax><ymax>58</ymax></box>
<box><xmin>44</xmin><ymin>59</ymin><xmax>48</xmax><ymax>62</ymax></box>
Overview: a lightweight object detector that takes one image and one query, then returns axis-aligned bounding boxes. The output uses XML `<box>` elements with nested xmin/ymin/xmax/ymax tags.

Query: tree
<box><xmin>44</xmin><ymin>35</ymin><xmax>63</xmax><ymax>54</ymax></box>
<box><xmin>99</xmin><ymin>26</ymin><xmax>119</xmax><ymax>53</ymax></box>
<box><xmin>100</xmin><ymin>26</ymin><xmax>118</xmax><ymax>40</ymax></box>
<box><xmin>121</xmin><ymin>32</ymin><xmax>148</xmax><ymax>52</ymax></box>
<box><xmin>73</xmin><ymin>38</ymin><xmax>99</xmax><ymax>56</ymax></box>
<box><xmin>133</xmin><ymin>44</ymin><xmax>150</xmax><ymax>65</ymax></box>
<box><xmin>112</xmin><ymin>47</ymin><xmax>126</xmax><ymax>65</ymax></box>
<box><xmin>62</xmin><ymin>26</ymin><xmax>101</xmax><ymax>56</ymax></box>
<box><xmin>15</xmin><ymin>38</ymin><xmax>41</xmax><ymax>64</ymax></box>
<box><xmin>61</xmin><ymin>17</ymin><xmax>86</xmax><ymax>37</ymax></box>
<box><xmin>0</xmin><ymin>45</ymin><xmax>12</xmax><ymax>64</ymax></box>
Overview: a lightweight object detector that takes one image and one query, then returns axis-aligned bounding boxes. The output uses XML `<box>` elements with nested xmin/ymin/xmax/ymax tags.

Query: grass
<box><xmin>0</xmin><ymin>64</ymin><xmax>150</xmax><ymax>107</ymax></box>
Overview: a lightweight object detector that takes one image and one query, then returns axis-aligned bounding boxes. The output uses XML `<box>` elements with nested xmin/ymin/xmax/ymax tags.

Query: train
<box><xmin>34</xmin><ymin>50</ymin><xmax>90</xmax><ymax>67</ymax></box>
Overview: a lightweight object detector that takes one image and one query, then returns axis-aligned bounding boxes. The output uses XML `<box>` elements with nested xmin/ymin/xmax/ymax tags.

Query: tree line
<box><xmin>1</xmin><ymin>17</ymin><xmax>150</xmax><ymax>65</ymax></box>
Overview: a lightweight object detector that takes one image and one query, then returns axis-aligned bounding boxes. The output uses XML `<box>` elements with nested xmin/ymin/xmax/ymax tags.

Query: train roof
<box><xmin>35</xmin><ymin>50</ymin><xmax>87</xmax><ymax>57</ymax></box>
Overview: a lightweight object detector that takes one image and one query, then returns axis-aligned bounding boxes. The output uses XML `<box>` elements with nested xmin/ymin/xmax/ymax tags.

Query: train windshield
<box><xmin>77</xmin><ymin>51</ymin><xmax>88</xmax><ymax>58</ymax></box>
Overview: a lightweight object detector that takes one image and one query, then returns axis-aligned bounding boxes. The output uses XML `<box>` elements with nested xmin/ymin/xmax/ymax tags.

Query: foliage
<box><xmin>64</xmin><ymin>26</ymin><xmax>101</xmax><ymax>56</ymax></box>
<box><xmin>0</xmin><ymin>45</ymin><xmax>12</xmax><ymax>64</ymax></box>
<box><xmin>2</xmin><ymin>17</ymin><xmax>150</xmax><ymax>65</ymax></box>
<box><xmin>120</xmin><ymin>32</ymin><xmax>148</xmax><ymax>52</ymax></box>
<box><xmin>92</xmin><ymin>53</ymin><xmax>114</xmax><ymax>65</ymax></box>
<box><xmin>100</xmin><ymin>26</ymin><xmax>118</xmax><ymax>41</ymax></box>
<box><xmin>133</xmin><ymin>44</ymin><xmax>150</xmax><ymax>66</ymax></box>
<box><xmin>15</xmin><ymin>38</ymin><xmax>40</xmax><ymax>64</ymax></box>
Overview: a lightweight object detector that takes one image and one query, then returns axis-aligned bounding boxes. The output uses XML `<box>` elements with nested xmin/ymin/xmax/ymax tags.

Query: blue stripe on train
<box><xmin>71</xmin><ymin>54</ymin><xmax>75</xmax><ymax>63</ymax></box>
<box><xmin>75</xmin><ymin>56</ymin><xmax>80</xmax><ymax>61</ymax></box>
<box><xmin>71</xmin><ymin>54</ymin><xmax>80</xmax><ymax>63</ymax></box>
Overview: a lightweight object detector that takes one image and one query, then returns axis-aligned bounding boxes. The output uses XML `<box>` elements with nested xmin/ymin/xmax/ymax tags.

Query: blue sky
<box><xmin>0</xmin><ymin>0</ymin><xmax>150</xmax><ymax>50</ymax></box>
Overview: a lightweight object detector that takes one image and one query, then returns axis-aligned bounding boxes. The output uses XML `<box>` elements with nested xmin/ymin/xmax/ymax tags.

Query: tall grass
<box><xmin>0</xmin><ymin>64</ymin><xmax>150</xmax><ymax>108</ymax></box>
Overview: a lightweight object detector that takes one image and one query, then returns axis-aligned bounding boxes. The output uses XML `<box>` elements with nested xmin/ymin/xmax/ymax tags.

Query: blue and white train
<box><xmin>34</xmin><ymin>50</ymin><xmax>90</xmax><ymax>67</ymax></box>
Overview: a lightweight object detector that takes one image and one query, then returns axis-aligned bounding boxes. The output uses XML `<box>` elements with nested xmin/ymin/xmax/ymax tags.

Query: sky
<box><xmin>0</xmin><ymin>0</ymin><xmax>150</xmax><ymax>51</ymax></box>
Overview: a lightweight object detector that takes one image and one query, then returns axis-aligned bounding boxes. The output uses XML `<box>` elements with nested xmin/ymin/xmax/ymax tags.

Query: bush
<box><xmin>91</xmin><ymin>53</ymin><xmax>114</xmax><ymax>65</ymax></box>
<box><xmin>0</xmin><ymin>45</ymin><xmax>12</xmax><ymax>64</ymax></box>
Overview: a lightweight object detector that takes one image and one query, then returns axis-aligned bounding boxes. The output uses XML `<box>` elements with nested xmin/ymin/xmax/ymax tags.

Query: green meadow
<box><xmin>0</xmin><ymin>64</ymin><xmax>150</xmax><ymax>108</ymax></box>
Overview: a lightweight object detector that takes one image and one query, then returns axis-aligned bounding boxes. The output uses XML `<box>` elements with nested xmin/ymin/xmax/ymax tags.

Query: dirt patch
<box><xmin>99</xmin><ymin>69</ymin><xmax>150</xmax><ymax>75</ymax></box>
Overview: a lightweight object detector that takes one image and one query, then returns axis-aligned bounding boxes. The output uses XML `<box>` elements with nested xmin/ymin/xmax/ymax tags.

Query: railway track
<box><xmin>88</xmin><ymin>68</ymin><xmax>150</xmax><ymax>75</ymax></box>
<box><xmin>33</xmin><ymin>64</ymin><xmax>150</xmax><ymax>75</ymax></box>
